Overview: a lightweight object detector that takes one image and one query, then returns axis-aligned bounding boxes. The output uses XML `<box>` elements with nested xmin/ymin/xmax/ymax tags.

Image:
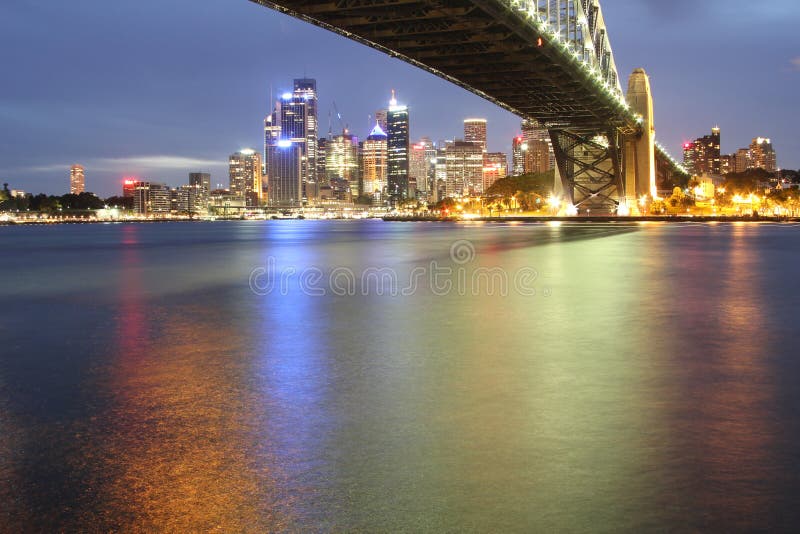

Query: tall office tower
<box><xmin>750</xmin><ymin>137</ymin><xmax>777</xmax><ymax>172</ymax></box>
<box><xmin>521</xmin><ymin>119</ymin><xmax>555</xmax><ymax>170</ymax></box>
<box><xmin>464</xmin><ymin>119</ymin><xmax>487</xmax><ymax>151</ymax></box>
<box><xmin>264</xmin><ymin>80</ymin><xmax>318</xmax><ymax>202</ymax></box>
<box><xmin>375</xmin><ymin>109</ymin><xmax>388</xmax><ymax>133</ymax></box>
<box><xmin>735</xmin><ymin>148</ymin><xmax>751</xmax><ymax>173</ymax></box>
<box><xmin>410</xmin><ymin>141</ymin><xmax>429</xmax><ymax>197</ymax></box>
<box><xmin>512</xmin><ymin>136</ymin><xmax>525</xmax><ymax>176</ymax></box>
<box><xmin>434</xmin><ymin>146</ymin><xmax>447</xmax><ymax>202</ymax></box>
<box><xmin>229</xmin><ymin>149</ymin><xmax>263</xmax><ymax>207</ymax></box>
<box><xmin>268</xmin><ymin>141</ymin><xmax>303</xmax><ymax>206</ymax></box>
<box><xmin>386</xmin><ymin>91</ymin><xmax>409</xmax><ymax>203</ymax></box>
<box><xmin>524</xmin><ymin>140</ymin><xmax>551</xmax><ymax>174</ymax></box>
<box><xmin>189</xmin><ymin>172</ymin><xmax>211</xmax><ymax>212</ymax></box>
<box><xmin>317</xmin><ymin>137</ymin><xmax>327</xmax><ymax>186</ymax></box>
<box><xmin>483</xmin><ymin>152</ymin><xmax>508</xmax><ymax>191</ymax></box>
<box><xmin>293</xmin><ymin>78</ymin><xmax>319</xmax><ymax>185</ymax></box>
<box><xmin>326</xmin><ymin>129</ymin><xmax>360</xmax><ymax>197</ymax></box>
<box><xmin>691</xmin><ymin>127</ymin><xmax>722</xmax><ymax>175</ymax></box>
<box><xmin>122</xmin><ymin>179</ymin><xmax>136</xmax><ymax>198</ymax></box>
<box><xmin>361</xmin><ymin>122</ymin><xmax>388</xmax><ymax>198</ymax></box>
<box><xmin>70</xmin><ymin>164</ymin><xmax>85</xmax><ymax>194</ymax></box>
<box><xmin>683</xmin><ymin>142</ymin><xmax>697</xmax><ymax>175</ymax></box>
<box><xmin>421</xmin><ymin>137</ymin><xmax>437</xmax><ymax>194</ymax></box>
<box><xmin>264</xmin><ymin>111</ymin><xmax>281</xmax><ymax>175</ymax></box>
<box><xmin>445</xmin><ymin>140</ymin><xmax>484</xmax><ymax>197</ymax></box>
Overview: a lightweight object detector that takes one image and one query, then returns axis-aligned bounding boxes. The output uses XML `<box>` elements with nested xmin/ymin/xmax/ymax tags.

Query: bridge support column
<box><xmin>624</xmin><ymin>68</ymin><xmax>657</xmax><ymax>212</ymax></box>
<box><xmin>549</xmin><ymin>130</ymin><xmax>625</xmax><ymax>215</ymax></box>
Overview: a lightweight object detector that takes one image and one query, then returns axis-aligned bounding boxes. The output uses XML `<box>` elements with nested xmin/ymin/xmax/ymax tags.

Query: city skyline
<box><xmin>1</xmin><ymin>0</ymin><xmax>798</xmax><ymax>197</ymax></box>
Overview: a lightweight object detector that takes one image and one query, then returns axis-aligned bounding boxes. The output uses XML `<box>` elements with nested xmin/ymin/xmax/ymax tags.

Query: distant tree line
<box><xmin>0</xmin><ymin>184</ymin><xmax>134</xmax><ymax>212</ymax></box>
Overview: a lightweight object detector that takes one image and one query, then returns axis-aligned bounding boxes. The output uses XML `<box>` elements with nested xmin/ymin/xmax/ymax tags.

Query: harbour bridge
<box><xmin>248</xmin><ymin>0</ymin><xmax>688</xmax><ymax>214</ymax></box>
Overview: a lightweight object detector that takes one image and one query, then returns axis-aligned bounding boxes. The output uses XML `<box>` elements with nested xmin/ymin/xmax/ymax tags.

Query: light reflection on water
<box><xmin>1</xmin><ymin>221</ymin><xmax>799</xmax><ymax>531</ymax></box>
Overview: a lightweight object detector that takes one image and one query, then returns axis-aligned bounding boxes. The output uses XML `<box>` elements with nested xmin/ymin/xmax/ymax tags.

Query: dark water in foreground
<box><xmin>1</xmin><ymin>220</ymin><xmax>800</xmax><ymax>531</ymax></box>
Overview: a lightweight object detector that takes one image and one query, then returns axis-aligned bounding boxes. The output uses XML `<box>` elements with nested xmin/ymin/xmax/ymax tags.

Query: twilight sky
<box><xmin>0</xmin><ymin>0</ymin><xmax>797</xmax><ymax>197</ymax></box>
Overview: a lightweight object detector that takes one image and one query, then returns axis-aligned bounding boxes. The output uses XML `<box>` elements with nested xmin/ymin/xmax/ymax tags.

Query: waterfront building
<box><xmin>122</xmin><ymin>179</ymin><xmax>136</xmax><ymax>198</ymax></box>
<box><xmin>265</xmin><ymin>79</ymin><xmax>319</xmax><ymax>201</ymax></box>
<box><xmin>521</xmin><ymin>119</ymin><xmax>555</xmax><ymax>171</ymax></box>
<box><xmin>70</xmin><ymin>165</ymin><xmax>85</xmax><ymax>194</ymax></box>
<box><xmin>463</xmin><ymin>119</ymin><xmax>487</xmax><ymax>151</ymax></box>
<box><xmin>267</xmin><ymin>141</ymin><xmax>303</xmax><ymax>206</ymax></box>
<box><xmin>445</xmin><ymin>140</ymin><xmax>483</xmax><ymax>197</ymax></box>
<box><xmin>229</xmin><ymin>149</ymin><xmax>263</xmax><ymax>207</ymax></box>
<box><xmin>483</xmin><ymin>152</ymin><xmax>508</xmax><ymax>191</ymax></box>
<box><xmin>361</xmin><ymin>122</ymin><xmax>388</xmax><ymax>198</ymax></box>
<box><xmin>189</xmin><ymin>172</ymin><xmax>211</xmax><ymax>212</ymax></box>
<box><xmin>133</xmin><ymin>181</ymin><xmax>171</xmax><ymax>215</ymax></box>
<box><xmin>512</xmin><ymin>136</ymin><xmax>525</xmax><ymax>176</ymax></box>
<box><xmin>750</xmin><ymin>137</ymin><xmax>777</xmax><ymax>172</ymax></box>
<box><xmin>386</xmin><ymin>91</ymin><xmax>409</xmax><ymax>203</ymax></box>
<box><xmin>735</xmin><ymin>148</ymin><xmax>750</xmax><ymax>173</ymax></box>
<box><xmin>689</xmin><ymin>127</ymin><xmax>721</xmax><ymax>176</ymax></box>
<box><xmin>410</xmin><ymin>142</ymin><xmax>428</xmax><ymax>198</ymax></box>
<box><xmin>326</xmin><ymin>130</ymin><xmax>360</xmax><ymax>197</ymax></box>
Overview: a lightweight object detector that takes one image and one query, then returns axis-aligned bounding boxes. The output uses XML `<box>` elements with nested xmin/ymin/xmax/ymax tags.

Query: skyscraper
<box><xmin>521</xmin><ymin>119</ymin><xmax>554</xmax><ymax>171</ymax></box>
<box><xmin>386</xmin><ymin>91</ymin><xmax>409</xmax><ymax>204</ymax></box>
<box><xmin>445</xmin><ymin>140</ymin><xmax>483</xmax><ymax>197</ymax></box>
<box><xmin>70</xmin><ymin>165</ymin><xmax>85</xmax><ymax>194</ymax></box>
<box><xmin>264</xmin><ymin>79</ymin><xmax>319</xmax><ymax>202</ymax></box>
<box><xmin>189</xmin><ymin>172</ymin><xmax>211</xmax><ymax>212</ymax></box>
<box><xmin>512</xmin><ymin>136</ymin><xmax>525</xmax><ymax>176</ymax></box>
<box><xmin>749</xmin><ymin>137</ymin><xmax>777</xmax><ymax>172</ymax></box>
<box><xmin>690</xmin><ymin>127</ymin><xmax>722</xmax><ymax>175</ymax></box>
<box><xmin>229</xmin><ymin>149</ymin><xmax>263</xmax><ymax>207</ymax></box>
<box><xmin>293</xmin><ymin>78</ymin><xmax>319</xmax><ymax>185</ymax></box>
<box><xmin>326</xmin><ymin>130</ymin><xmax>360</xmax><ymax>197</ymax></box>
<box><xmin>483</xmin><ymin>152</ymin><xmax>508</xmax><ymax>191</ymax></box>
<box><xmin>361</xmin><ymin>122</ymin><xmax>388</xmax><ymax>198</ymax></box>
<box><xmin>463</xmin><ymin>119</ymin><xmax>487</xmax><ymax>151</ymax></box>
<box><xmin>267</xmin><ymin>141</ymin><xmax>303</xmax><ymax>206</ymax></box>
<box><xmin>735</xmin><ymin>148</ymin><xmax>750</xmax><ymax>173</ymax></box>
<box><xmin>409</xmin><ymin>142</ymin><xmax>429</xmax><ymax>197</ymax></box>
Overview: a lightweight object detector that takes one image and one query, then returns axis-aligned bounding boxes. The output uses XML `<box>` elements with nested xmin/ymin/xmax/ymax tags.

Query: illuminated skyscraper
<box><xmin>264</xmin><ymin>79</ymin><xmax>319</xmax><ymax>201</ymax></box>
<box><xmin>445</xmin><ymin>140</ymin><xmax>483</xmax><ymax>197</ymax></box>
<box><xmin>410</xmin><ymin>142</ymin><xmax>428</xmax><ymax>197</ymax></box>
<box><xmin>268</xmin><ymin>141</ymin><xmax>303</xmax><ymax>206</ymax></box>
<box><xmin>512</xmin><ymin>136</ymin><xmax>525</xmax><ymax>176</ymax></box>
<box><xmin>375</xmin><ymin>109</ymin><xmax>388</xmax><ymax>133</ymax></box>
<box><xmin>229</xmin><ymin>149</ymin><xmax>263</xmax><ymax>207</ymax></box>
<box><xmin>189</xmin><ymin>172</ymin><xmax>211</xmax><ymax>212</ymax></box>
<box><xmin>122</xmin><ymin>179</ymin><xmax>136</xmax><ymax>198</ymax></box>
<box><xmin>749</xmin><ymin>137</ymin><xmax>777</xmax><ymax>172</ymax></box>
<box><xmin>326</xmin><ymin>130</ymin><xmax>360</xmax><ymax>197</ymax></box>
<box><xmin>521</xmin><ymin>119</ymin><xmax>554</xmax><ymax>171</ymax></box>
<box><xmin>361</xmin><ymin>122</ymin><xmax>388</xmax><ymax>198</ymax></box>
<box><xmin>463</xmin><ymin>119</ymin><xmax>487</xmax><ymax>151</ymax></box>
<box><xmin>293</xmin><ymin>78</ymin><xmax>319</xmax><ymax>185</ymax></box>
<box><xmin>386</xmin><ymin>91</ymin><xmax>409</xmax><ymax>203</ymax></box>
<box><xmin>689</xmin><ymin>127</ymin><xmax>721</xmax><ymax>175</ymax></box>
<box><xmin>735</xmin><ymin>148</ymin><xmax>750</xmax><ymax>173</ymax></box>
<box><xmin>70</xmin><ymin>165</ymin><xmax>85</xmax><ymax>194</ymax></box>
<box><xmin>483</xmin><ymin>152</ymin><xmax>508</xmax><ymax>191</ymax></box>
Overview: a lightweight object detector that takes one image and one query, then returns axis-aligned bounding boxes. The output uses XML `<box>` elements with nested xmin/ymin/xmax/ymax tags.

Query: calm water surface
<box><xmin>1</xmin><ymin>220</ymin><xmax>800</xmax><ymax>531</ymax></box>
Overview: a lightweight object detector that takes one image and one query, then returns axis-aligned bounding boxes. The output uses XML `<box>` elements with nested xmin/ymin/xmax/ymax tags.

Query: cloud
<box><xmin>792</xmin><ymin>57</ymin><xmax>800</xmax><ymax>71</ymax></box>
<box><xmin>20</xmin><ymin>155</ymin><xmax>222</xmax><ymax>174</ymax></box>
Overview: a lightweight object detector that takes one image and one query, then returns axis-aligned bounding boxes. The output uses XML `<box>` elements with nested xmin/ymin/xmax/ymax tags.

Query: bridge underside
<box><xmin>250</xmin><ymin>0</ymin><xmax>686</xmax><ymax>210</ymax></box>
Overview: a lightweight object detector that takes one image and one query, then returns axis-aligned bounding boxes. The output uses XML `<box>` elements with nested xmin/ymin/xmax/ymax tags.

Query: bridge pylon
<box><xmin>623</xmin><ymin>68</ymin><xmax>658</xmax><ymax>213</ymax></box>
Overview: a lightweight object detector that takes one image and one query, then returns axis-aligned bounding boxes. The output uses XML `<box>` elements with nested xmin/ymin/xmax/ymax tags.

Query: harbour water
<box><xmin>2</xmin><ymin>220</ymin><xmax>800</xmax><ymax>531</ymax></box>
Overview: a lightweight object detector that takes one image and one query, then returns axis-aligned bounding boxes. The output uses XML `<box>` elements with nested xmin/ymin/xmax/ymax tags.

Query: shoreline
<box><xmin>3</xmin><ymin>214</ymin><xmax>800</xmax><ymax>226</ymax></box>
